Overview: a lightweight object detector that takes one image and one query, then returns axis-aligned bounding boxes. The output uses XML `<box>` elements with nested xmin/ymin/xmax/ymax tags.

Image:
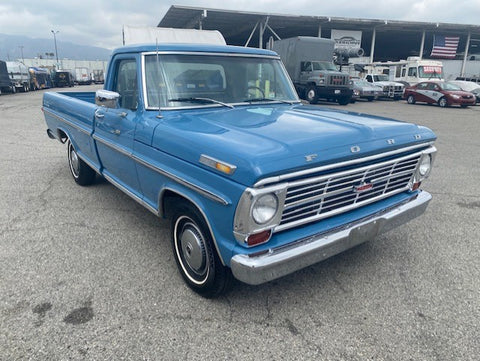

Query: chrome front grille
<box><xmin>277</xmin><ymin>152</ymin><xmax>421</xmax><ymax>231</ymax></box>
<box><xmin>328</xmin><ymin>75</ymin><xmax>348</xmax><ymax>86</ymax></box>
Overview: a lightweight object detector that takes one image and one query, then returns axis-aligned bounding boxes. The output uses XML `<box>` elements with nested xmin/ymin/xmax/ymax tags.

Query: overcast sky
<box><xmin>0</xmin><ymin>0</ymin><xmax>479</xmax><ymax>49</ymax></box>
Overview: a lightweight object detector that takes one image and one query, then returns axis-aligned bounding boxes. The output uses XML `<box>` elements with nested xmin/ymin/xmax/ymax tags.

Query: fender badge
<box><xmin>387</xmin><ymin>139</ymin><xmax>395</xmax><ymax>144</ymax></box>
<box><xmin>305</xmin><ymin>154</ymin><xmax>318</xmax><ymax>162</ymax></box>
<box><xmin>351</xmin><ymin>146</ymin><xmax>361</xmax><ymax>153</ymax></box>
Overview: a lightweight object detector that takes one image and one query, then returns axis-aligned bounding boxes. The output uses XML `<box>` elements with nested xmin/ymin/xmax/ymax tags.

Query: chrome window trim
<box><xmin>254</xmin><ymin>142</ymin><xmax>435</xmax><ymax>187</ymax></box>
<box><xmin>140</xmin><ymin>51</ymin><xmax>298</xmax><ymax>111</ymax></box>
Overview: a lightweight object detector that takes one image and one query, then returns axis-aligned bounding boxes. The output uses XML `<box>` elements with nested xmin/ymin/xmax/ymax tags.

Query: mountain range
<box><xmin>0</xmin><ymin>33</ymin><xmax>111</xmax><ymax>62</ymax></box>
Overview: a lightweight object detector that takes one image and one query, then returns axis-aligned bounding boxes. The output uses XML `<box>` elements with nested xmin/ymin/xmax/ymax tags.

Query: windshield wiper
<box><xmin>243</xmin><ymin>97</ymin><xmax>295</xmax><ymax>105</ymax></box>
<box><xmin>168</xmin><ymin>97</ymin><xmax>234</xmax><ymax>109</ymax></box>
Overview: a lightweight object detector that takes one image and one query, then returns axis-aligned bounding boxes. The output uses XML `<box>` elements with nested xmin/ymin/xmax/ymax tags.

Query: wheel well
<box><xmin>161</xmin><ymin>190</ymin><xmax>198</xmax><ymax>219</ymax></box>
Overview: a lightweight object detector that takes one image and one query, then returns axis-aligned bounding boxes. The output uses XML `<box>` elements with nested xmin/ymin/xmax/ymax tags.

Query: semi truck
<box><xmin>6</xmin><ymin>61</ymin><xmax>30</xmax><ymax>92</ymax></box>
<box><xmin>272</xmin><ymin>36</ymin><xmax>353</xmax><ymax>105</ymax></box>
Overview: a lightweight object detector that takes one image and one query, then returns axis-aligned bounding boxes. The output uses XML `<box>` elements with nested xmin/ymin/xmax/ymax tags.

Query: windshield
<box><xmin>144</xmin><ymin>54</ymin><xmax>298</xmax><ymax>108</ymax></box>
<box><xmin>419</xmin><ymin>66</ymin><xmax>443</xmax><ymax>79</ymax></box>
<box><xmin>312</xmin><ymin>61</ymin><xmax>337</xmax><ymax>71</ymax></box>
<box><xmin>354</xmin><ymin>79</ymin><xmax>374</xmax><ymax>87</ymax></box>
<box><xmin>374</xmin><ymin>74</ymin><xmax>389</xmax><ymax>82</ymax></box>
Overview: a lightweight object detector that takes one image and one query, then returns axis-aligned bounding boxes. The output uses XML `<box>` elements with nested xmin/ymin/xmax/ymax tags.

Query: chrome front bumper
<box><xmin>231</xmin><ymin>191</ymin><xmax>432</xmax><ymax>285</ymax></box>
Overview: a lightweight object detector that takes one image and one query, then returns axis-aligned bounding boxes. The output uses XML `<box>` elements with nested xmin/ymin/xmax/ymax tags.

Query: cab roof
<box><xmin>112</xmin><ymin>43</ymin><xmax>278</xmax><ymax>57</ymax></box>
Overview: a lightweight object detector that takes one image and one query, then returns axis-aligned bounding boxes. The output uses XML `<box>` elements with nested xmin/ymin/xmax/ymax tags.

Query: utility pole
<box><xmin>19</xmin><ymin>45</ymin><xmax>24</xmax><ymax>63</ymax></box>
<box><xmin>51</xmin><ymin>30</ymin><xmax>59</xmax><ymax>66</ymax></box>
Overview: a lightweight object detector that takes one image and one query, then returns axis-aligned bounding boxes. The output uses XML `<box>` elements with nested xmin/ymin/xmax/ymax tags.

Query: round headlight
<box><xmin>419</xmin><ymin>155</ymin><xmax>431</xmax><ymax>177</ymax></box>
<box><xmin>252</xmin><ymin>194</ymin><xmax>278</xmax><ymax>225</ymax></box>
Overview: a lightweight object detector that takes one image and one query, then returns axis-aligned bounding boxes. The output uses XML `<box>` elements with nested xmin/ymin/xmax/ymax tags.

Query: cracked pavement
<box><xmin>1</xmin><ymin>86</ymin><xmax>479</xmax><ymax>360</ymax></box>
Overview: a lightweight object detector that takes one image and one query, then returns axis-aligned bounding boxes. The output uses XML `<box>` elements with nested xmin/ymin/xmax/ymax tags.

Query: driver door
<box><xmin>94</xmin><ymin>57</ymin><xmax>141</xmax><ymax>196</ymax></box>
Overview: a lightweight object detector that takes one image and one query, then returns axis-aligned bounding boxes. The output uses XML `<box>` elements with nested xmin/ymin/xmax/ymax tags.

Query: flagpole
<box><xmin>461</xmin><ymin>32</ymin><xmax>471</xmax><ymax>77</ymax></box>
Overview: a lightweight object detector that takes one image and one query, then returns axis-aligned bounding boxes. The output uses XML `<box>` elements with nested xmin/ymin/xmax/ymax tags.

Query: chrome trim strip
<box><xmin>44</xmin><ymin>108</ymin><xmax>91</xmax><ymax>135</ymax></box>
<box><xmin>132</xmin><ymin>154</ymin><xmax>229</xmax><ymax>206</ymax></box>
<box><xmin>92</xmin><ymin>133</ymin><xmax>229</xmax><ymax>205</ymax></box>
<box><xmin>142</xmin><ymin>51</ymin><xmax>280</xmax><ymax>59</ymax></box>
<box><xmin>92</xmin><ymin>134</ymin><xmax>131</xmax><ymax>157</ymax></box>
<box><xmin>231</xmin><ymin>191</ymin><xmax>432</xmax><ymax>285</ymax></box>
<box><xmin>103</xmin><ymin>174</ymin><xmax>159</xmax><ymax>216</ymax></box>
<box><xmin>254</xmin><ymin>143</ymin><xmax>435</xmax><ymax>187</ymax></box>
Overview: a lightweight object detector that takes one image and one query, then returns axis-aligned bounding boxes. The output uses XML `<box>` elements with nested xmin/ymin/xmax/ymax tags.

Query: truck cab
<box><xmin>273</xmin><ymin>37</ymin><xmax>353</xmax><ymax>105</ymax></box>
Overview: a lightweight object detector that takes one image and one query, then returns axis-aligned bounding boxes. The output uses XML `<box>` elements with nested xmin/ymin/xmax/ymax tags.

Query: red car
<box><xmin>404</xmin><ymin>81</ymin><xmax>476</xmax><ymax>108</ymax></box>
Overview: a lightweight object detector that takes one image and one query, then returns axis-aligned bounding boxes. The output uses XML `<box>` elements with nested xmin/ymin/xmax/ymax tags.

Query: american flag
<box><xmin>430</xmin><ymin>35</ymin><xmax>460</xmax><ymax>59</ymax></box>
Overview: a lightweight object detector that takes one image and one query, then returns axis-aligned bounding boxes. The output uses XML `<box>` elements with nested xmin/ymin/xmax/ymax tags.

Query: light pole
<box><xmin>51</xmin><ymin>30</ymin><xmax>59</xmax><ymax>66</ymax></box>
<box><xmin>19</xmin><ymin>45</ymin><xmax>24</xmax><ymax>63</ymax></box>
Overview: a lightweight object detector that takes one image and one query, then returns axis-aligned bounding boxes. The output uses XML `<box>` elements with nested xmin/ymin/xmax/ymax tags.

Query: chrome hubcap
<box><xmin>69</xmin><ymin>146</ymin><xmax>80</xmax><ymax>177</ymax></box>
<box><xmin>180</xmin><ymin>223</ymin><xmax>206</xmax><ymax>275</ymax></box>
<box><xmin>307</xmin><ymin>90</ymin><xmax>315</xmax><ymax>99</ymax></box>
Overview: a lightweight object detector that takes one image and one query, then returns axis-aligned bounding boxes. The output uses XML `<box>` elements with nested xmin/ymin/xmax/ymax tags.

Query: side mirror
<box><xmin>95</xmin><ymin>89</ymin><xmax>120</xmax><ymax>108</ymax></box>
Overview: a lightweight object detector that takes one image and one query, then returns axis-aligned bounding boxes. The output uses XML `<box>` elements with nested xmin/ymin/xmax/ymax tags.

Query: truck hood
<box><xmin>151</xmin><ymin>104</ymin><xmax>435</xmax><ymax>186</ymax></box>
<box><xmin>373</xmin><ymin>81</ymin><xmax>404</xmax><ymax>87</ymax></box>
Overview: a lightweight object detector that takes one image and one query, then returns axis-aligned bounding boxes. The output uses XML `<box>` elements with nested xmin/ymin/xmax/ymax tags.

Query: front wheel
<box><xmin>407</xmin><ymin>95</ymin><xmax>416</xmax><ymax>104</ymax></box>
<box><xmin>438</xmin><ymin>97</ymin><xmax>448</xmax><ymax>108</ymax></box>
<box><xmin>67</xmin><ymin>140</ymin><xmax>96</xmax><ymax>186</ymax></box>
<box><xmin>306</xmin><ymin>85</ymin><xmax>319</xmax><ymax>104</ymax></box>
<box><xmin>338</xmin><ymin>97</ymin><xmax>350</xmax><ymax>105</ymax></box>
<box><xmin>171</xmin><ymin>201</ymin><xmax>232</xmax><ymax>298</ymax></box>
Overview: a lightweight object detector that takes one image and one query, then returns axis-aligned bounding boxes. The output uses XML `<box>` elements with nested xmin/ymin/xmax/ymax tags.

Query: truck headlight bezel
<box><xmin>233</xmin><ymin>184</ymin><xmax>287</xmax><ymax>245</ymax></box>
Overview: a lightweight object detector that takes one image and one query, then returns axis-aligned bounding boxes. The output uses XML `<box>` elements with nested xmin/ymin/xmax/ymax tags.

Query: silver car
<box><xmin>351</xmin><ymin>79</ymin><xmax>383</xmax><ymax>102</ymax></box>
<box><xmin>447</xmin><ymin>80</ymin><xmax>480</xmax><ymax>104</ymax></box>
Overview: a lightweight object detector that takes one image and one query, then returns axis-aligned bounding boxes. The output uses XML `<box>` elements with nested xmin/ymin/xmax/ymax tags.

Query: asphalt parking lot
<box><xmin>1</xmin><ymin>86</ymin><xmax>479</xmax><ymax>360</ymax></box>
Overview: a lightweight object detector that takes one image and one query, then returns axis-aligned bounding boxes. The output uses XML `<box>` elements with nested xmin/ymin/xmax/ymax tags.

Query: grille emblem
<box><xmin>353</xmin><ymin>182</ymin><xmax>373</xmax><ymax>193</ymax></box>
<box><xmin>305</xmin><ymin>154</ymin><xmax>318</xmax><ymax>162</ymax></box>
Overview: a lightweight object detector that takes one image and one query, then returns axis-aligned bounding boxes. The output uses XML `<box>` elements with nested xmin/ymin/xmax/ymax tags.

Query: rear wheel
<box><xmin>367</xmin><ymin>96</ymin><xmax>374</xmax><ymax>102</ymax></box>
<box><xmin>407</xmin><ymin>95</ymin><xmax>416</xmax><ymax>104</ymax></box>
<box><xmin>438</xmin><ymin>97</ymin><xmax>448</xmax><ymax>108</ymax></box>
<box><xmin>171</xmin><ymin>201</ymin><xmax>232</xmax><ymax>298</ymax></box>
<box><xmin>67</xmin><ymin>140</ymin><xmax>95</xmax><ymax>186</ymax></box>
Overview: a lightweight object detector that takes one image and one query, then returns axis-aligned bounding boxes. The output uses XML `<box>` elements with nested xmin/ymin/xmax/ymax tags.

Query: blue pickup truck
<box><xmin>43</xmin><ymin>43</ymin><xmax>437</xmax><ymax>297</ymax></box>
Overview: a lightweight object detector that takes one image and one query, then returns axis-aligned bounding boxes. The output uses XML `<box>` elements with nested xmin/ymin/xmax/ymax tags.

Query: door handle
<box><xmin>95</xmin><ymin>109</ymin><xmax>105</xmax><ymax>119</ymax></box>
